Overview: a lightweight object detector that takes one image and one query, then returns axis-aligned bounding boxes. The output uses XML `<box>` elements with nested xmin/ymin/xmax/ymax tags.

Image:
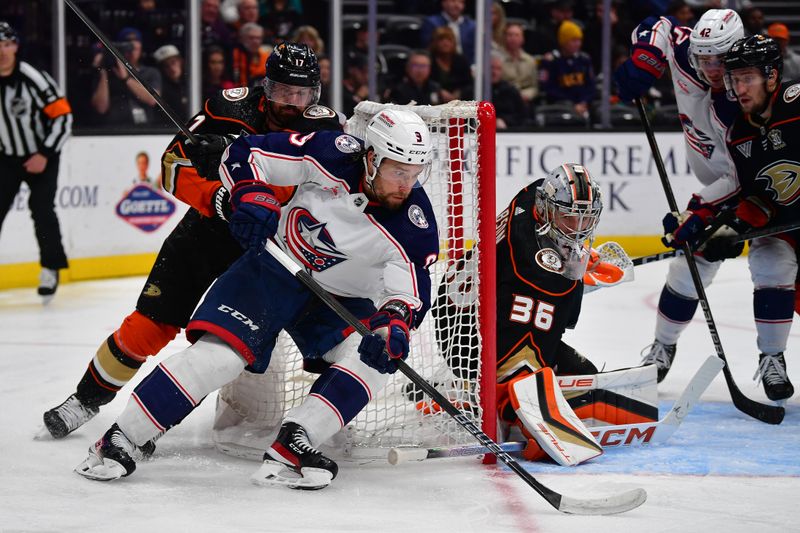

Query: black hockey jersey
<box><xmin>726</xmin><ymin>82</ymin><xmax>800</xmax><ymax>228</ymax></box>
<box><xmin>495</xmin><ymin>181</ymin><xmax>584</xmax><ymax>384</ymax></box>
<box><xmin>161</xmin><ymin>85</ymin><xmax>343</xmax><ymax>218</ymax></box>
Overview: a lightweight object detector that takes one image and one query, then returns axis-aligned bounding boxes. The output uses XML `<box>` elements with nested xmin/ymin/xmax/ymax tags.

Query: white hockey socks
<box><xmin>509</xmin><ymin>367</ymin><xmax>603</xmax><ymax>466</ymax></box>
<box><xmin>284</xmin><ymin>334</ymin><xmax>389</xmax><ymax>447</ymax></box>
<box><xmin>117</xmin><ymin>334</ymin><xmax>246</xmax><ymax>445</ymax></box>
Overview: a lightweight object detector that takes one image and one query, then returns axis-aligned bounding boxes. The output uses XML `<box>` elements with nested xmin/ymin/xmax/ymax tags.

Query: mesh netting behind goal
<box><xmin>213</xmin><ymin>101</ymin><xmax>496</xmax><ymax>460</ymax></box>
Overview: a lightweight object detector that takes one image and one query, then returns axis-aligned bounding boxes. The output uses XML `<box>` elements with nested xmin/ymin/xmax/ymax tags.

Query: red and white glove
<box><xmin>734</xmin><ymin>195</ymin><xmax>774</xmax><ymax>230</ymax></box>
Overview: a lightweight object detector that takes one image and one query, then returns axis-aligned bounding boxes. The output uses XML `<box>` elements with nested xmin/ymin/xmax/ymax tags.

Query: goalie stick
<box><xmin>264</xmin><ymin>240</ymin><xmax>646</xmax><ymax>515</ymax></box>
<box><xmin>388</xmin><ymin>356</ymin><xmax>723</xmax><ymax>464</ymax></box>
<box><xmin>636</xmin><ymin>99</ymin><xmax>783</xmax><ymax>425</ymax></box>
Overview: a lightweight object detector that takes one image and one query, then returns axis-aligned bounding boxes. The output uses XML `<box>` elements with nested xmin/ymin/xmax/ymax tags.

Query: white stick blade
<box><xmin>388</xmin><ymin>447</ymin><xmax>428</xmax><ymax>465</ymax></box>
<box><xmin>558</xmin><ymin>488</ymin><xmax>647</xmax><ymax>515</ymax></box>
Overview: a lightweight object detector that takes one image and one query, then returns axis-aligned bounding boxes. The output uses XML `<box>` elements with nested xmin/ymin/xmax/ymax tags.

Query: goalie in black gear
<box><xmin>425</xmin><ymin>163</ymin><xmax>653</xmax><ymax>465</ymax></box>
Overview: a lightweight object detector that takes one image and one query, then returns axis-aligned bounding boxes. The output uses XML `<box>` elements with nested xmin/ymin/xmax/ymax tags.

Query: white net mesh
<box><xmin>213</xmin><ymin>101</ymin><xmax>493</xmax><ymax>460</ymax></box>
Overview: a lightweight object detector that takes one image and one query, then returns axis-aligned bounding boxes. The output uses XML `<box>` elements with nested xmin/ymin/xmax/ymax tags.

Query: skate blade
<box><xmin>40</xmin><ymin>294</ymin><xmax>55</xmax><ymax>305</ymax></box>
<box><xmin>74</xmin><ymin>451</ymin><xmax>127</xmax><ymax>481</ymax></box>
<box><xmin>250</xmin><ymin>460</ymin><xmax>333</xmax><ymax>490</ymax></box>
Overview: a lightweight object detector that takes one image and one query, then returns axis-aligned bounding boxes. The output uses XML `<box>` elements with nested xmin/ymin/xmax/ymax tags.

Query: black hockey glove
<box><xmin>700</xmin><ymin>226</ymin><xmax>745</xmax><ymax>262</ymax></box>
<box><xmin>184</xmin><ymin>133</ymin><xmax>236</xmax><ymax>179</ymax></box>
<box><xmin>358</xmin><ymin>300</ymin><xmax>413</xmax><ymax>374</ymax></box>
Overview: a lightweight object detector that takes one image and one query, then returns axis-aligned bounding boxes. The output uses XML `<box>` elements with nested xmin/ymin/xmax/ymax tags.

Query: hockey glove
<box><xmin>700</xmin><ymin>225</ymin><xmax>745</xmax><ymax>262</ymax></box>
<box><xmin>734</xmin><ymin>195</ymin><xmax>774</xmax><ymax>230</ymax></box>
<box><xmin>228</xmin><ymin>180</ymin><xmax>280</xmax><ymax>250</ymax></box>
<box><xmin>613</xmin><ymin>43</ymin><xmax>666</xmax><ymax>102</ymax></box>
<box><xmin>184</xmin><ymin>133</ymin><xmax>236</xmax><ymax>179</ymax></box>
<box><xmin>358</xmin><ymin>300</ymin><xmax>413</xmax><ymax>374</ymax></box>
<box><xmin>662</xmin><ymin>195</ymin><xmax>717</xmax><ymax>248</ymax></box>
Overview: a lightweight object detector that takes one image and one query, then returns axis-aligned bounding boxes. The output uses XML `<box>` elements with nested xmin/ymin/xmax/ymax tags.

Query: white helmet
<box><xmin>534</xmin><ymin>163</ymin><xmax>602</xmax><ymax>280</ymax></box>
<box><xmin>364</xmin><ymin>109</ymin><xmax>433</xmax><ymax>186</ymax></box>
<box><xmin>689</xmin><ymin>9</ymin><xmax>744</xmax><ymax>84</ymax></box>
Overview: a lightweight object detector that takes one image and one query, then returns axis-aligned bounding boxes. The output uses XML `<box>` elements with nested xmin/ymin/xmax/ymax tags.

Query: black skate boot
<box><xmin>43</xmin><ymin>394</ymin><xmax>99</xmax><ymax>439</ymax></box>
<box><xmin>754</xmin><ymin>353</ymin><xmax>794</xmax><ymax>402</ymax></box>
<box><xmin>641</xmin><ymin>340</ymin><xmax>677</xmax><ymax>383</ymax></box>
<box><xmin>74</xmin><ymin>423</ymin><xmax>138</xmax><ymax>481</ymax></box>
<box><xmin>251</xmin><ymin>422</ymin><xmax>338</xmax><ymax>490</ymax></box>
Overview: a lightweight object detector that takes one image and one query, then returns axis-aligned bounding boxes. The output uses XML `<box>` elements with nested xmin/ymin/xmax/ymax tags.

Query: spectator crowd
<box><xmin>3</xmin><ymin>0</ymin><xmax>799</xmax><ymax>131</ymax></box>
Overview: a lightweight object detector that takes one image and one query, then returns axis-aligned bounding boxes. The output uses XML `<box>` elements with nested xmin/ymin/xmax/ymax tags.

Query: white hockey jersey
<box><xmin>219</xmin><ymin>130</ymin><xmax>439</xmax><ymax>326</ymax></box>
<box><xmin>634</xmin><ymin>16</ymin><xmax>741</xmax><ymax>204</ymax></box>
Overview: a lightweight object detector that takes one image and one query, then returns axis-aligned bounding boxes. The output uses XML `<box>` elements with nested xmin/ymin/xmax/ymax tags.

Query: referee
<box><xmin>0</xmin><ymin>21</ymin><xmax>72</xmax><ymax>300</ymax></box>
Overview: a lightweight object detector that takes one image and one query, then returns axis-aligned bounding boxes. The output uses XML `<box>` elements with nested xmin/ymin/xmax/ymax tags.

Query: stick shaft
<box><xmin>62</xmin><ymin>0</ymin><xmax>196</xmax><ymax>142</ymax></box>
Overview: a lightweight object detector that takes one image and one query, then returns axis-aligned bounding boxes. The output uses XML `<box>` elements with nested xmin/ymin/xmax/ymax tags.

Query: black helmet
<box><xmin>0</xmin><ymin>21</ymin><xmax>18</xmax><ymax>43</ymax></box>
<box><xmin>265</xmin><ymin>42</ymin><xmax>320</xmax><ymax>88</ymax></box>
<box><xmin>724</xmin><ymin>34</ymin><xmax>782</xmax><ymax>81</ymax></box>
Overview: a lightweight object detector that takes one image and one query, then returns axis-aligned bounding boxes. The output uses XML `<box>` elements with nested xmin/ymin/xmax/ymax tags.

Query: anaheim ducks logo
<box><xmin>756</xmin><ymin>160</ymin><xmax>800</xmax><ymax>205</ymax></box>
<box><xmin>285</xmin><ymin>207</ymin><xmax>347</xmax><ymax>272</ymax></box>
<box><xmin>143</xmin><ymin>283</ymin><xmax>162</xmax><ymax>297</ymax></box>
<box><xmin>535</xmin><ymin>248</ymin><xmax>564</xmax><ymax>273</ymax></box>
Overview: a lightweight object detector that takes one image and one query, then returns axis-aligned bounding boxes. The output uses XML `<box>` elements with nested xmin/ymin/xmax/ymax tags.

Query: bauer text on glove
<box><xmin>228</xmin><ymin>180</ymin><xmax>280</xmax><ymax>250</ymax></box>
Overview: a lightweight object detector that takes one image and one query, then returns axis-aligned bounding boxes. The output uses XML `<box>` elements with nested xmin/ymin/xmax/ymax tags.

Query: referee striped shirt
<box><xmin>0</xmin><ymin>60</ymin><xmax>72</xmax><ymax>158</ymax></box>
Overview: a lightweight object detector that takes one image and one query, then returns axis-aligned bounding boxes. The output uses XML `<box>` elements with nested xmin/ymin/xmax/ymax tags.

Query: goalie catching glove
<box><xmin>583</xmin><ymin>241</ymin><xmax>634</xmax><ymax>291</ymax></box>
<box><xmin>228</xmin><ymin>180</ymin><xmax>281</xmax><ymax>250</ymax></box>
<box><xmin>358</xmin><ymin>300</ymin><xmax>412</xmax><ymax>374</ymax></box>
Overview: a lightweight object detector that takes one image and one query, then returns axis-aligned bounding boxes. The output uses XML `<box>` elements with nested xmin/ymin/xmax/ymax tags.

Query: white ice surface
<box><xmin>1</xmin><ymin>257</ymin><xmax>798</xmax><ymax>532</ymax></box>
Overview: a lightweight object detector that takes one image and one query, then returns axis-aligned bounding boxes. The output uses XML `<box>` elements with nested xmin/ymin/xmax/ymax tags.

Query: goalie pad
<box><xmin>559</xmin><ymin>364</ymin><xmax>659</xmax><ymax>426</ymax></box>
<box><xmin>509</xmin><ymin>367</ymin><xmax>603</xmax><ymax>466</ymax></box>
<box><xmin>583</xmin><ymin>241</ymin><xmax>634</xmax><ymax>294</ymax></box>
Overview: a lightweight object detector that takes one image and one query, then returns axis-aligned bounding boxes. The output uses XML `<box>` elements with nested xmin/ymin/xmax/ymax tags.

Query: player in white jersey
<box><xmin>614</xmin><ymin>9</ymin><xmax>743</xmax><ymax>381</ymax></box>
<box><xmin>74</xmin><ymin>109</ymin><xmax>439</xmax><ymax>490</ymax></box>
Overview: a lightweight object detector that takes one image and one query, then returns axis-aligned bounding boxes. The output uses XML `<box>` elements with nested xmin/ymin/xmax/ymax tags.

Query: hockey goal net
<box><xmin>213</xmin><ymin>100</ymin><xmax>497</xmax><ymax>460</ymax></box>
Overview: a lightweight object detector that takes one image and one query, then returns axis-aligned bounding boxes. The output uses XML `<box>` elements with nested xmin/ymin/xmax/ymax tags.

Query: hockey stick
<box><xmin>635</xmin><ymin>99</ymin><xmax>783</xmax><ymax>425</ymax></box>
<box><xmin>62</xmin><ymin>0</ymin><xmax>197</xmax><ymax>144</ymax></box>
<box><xmin>389</xmin><ymin>356</ymin><xmax>723</xmax><ymax>464</ymax></box>
<box><xmin>264</xmin><ymin>240</ymin><xmax>646</xmax><ymax>515</ymax></box>
<box><xmin>632</xmin><ymin>222</ymin><xmax>800</xmax><ymax>267</ymax></box>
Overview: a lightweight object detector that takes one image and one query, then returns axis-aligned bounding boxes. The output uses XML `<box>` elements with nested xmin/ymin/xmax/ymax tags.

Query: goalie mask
<box><xmin>534</xmin><ymin>163</ymin><xmax>602</xmax><ymax>280</ymax></box>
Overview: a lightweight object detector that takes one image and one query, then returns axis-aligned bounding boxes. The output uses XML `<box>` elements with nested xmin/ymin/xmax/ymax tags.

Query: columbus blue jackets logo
<box><xmin>116</xmin><ymin>184</ymin><xmax>176</xmax><ymax>232</ymax></box>
<box><xmin>678</xmin><ymin>114</ymin><xmax>715</xmax><ymax>159</ymax></box>
<box><xmin>285</xmin><ymin>207</ymin><xmax>347</xmax><ymax>272</ymax></box>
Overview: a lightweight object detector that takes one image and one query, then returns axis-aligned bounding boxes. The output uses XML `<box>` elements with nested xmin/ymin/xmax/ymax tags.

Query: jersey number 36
<box><xmin>509</xmin><ymin>295</ymin><xmax>554</xmax><ymax>331</ymax></box>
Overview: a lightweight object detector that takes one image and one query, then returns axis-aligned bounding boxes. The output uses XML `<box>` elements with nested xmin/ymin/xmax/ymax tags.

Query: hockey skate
<box><xmin>251</xmin><ymin>422</ymin><xmax>338</xmax><ymax>490</ymax></box>
<box><xmin>42</xmin><ymin>394</ymin><xmax>99</xmax><ymax>439</ymax></box>
<box><xmin>74</xmin><ymin>424</ymin><xmax>138</xmax><ymax>481</ymax></box>
<box><xmin>37</xmin><ymin>268</ymin><xmax>59</xmax><ymax>302</ymax></box>
<box><xmin>641</xmin><ymin>341</ymin><xmax>677</xmax><ymax>383</ymax></box>
<box><xmin>754</xmin><ymin>353</ymin><xmax>794</xmax><ymax>402</ymax></box>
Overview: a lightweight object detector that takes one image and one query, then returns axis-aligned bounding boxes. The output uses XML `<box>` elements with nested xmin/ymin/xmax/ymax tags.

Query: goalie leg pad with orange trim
<box><xmin>508</xmin><ymin>367</ymin><xmax>603</xmax><ymax>466</ymax></box>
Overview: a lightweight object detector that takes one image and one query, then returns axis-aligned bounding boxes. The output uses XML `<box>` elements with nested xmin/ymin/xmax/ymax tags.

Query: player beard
<box><xmin>369</xmin><ymin>181</ymin><xmax>410</xmax><ymax>211</ymax></box>
<box><xmin>267</xmin><ymin>101</ymin><xmax>303</xmax><ymax>128</ymax></box>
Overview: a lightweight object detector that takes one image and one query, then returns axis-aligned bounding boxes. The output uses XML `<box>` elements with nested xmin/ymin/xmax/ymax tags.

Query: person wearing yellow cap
<box><xmin>767</xmin><ymin>23</ymin><xmax>800</xmax><ymax>81</ymax></box>
<box><xmin>538</xmin><ymin>20</ymin><xmax>595</xmax><ymax>118</ymax></box>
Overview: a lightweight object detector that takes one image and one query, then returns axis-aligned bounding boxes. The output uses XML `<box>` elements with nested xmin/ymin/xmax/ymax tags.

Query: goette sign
<box><xmin>116</xmin><ymin>184</ymin><xmax>176</xmax><ymax>232</ymax></box>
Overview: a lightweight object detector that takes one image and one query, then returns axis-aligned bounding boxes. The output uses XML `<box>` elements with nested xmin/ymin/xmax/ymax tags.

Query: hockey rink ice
<box><xmin>1</xmin><ymin>256</ymin><xmax>798</xmax><ymax>532</ymax></box>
